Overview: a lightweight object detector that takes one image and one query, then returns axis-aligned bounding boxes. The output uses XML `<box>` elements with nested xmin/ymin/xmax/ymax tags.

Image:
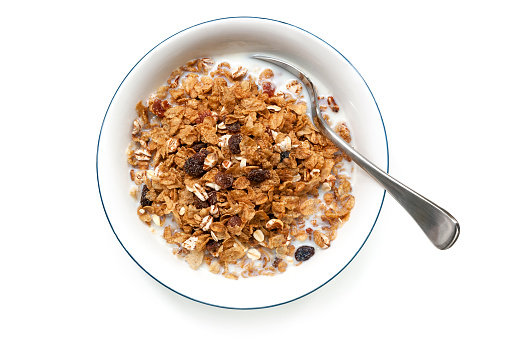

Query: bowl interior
<box><xmin>97</xmin><ymin>17</ymin><xmax>387</xmax><ymax>309</ymax></box>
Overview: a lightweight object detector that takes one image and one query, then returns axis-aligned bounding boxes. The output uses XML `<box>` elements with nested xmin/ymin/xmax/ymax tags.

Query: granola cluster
<box><xmin>127</xmin><ymin>57</ymin><xmax>355</xmax><ymax>279</ymax></box>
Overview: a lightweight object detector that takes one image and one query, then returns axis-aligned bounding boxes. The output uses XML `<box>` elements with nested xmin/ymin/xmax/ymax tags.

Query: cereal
<box><xmin>127</xmin><ymin>57</ymin><xmax>355</xmax><ymax>277</ymax></box>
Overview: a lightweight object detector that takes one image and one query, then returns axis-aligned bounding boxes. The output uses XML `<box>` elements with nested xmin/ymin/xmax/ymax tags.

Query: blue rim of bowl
<box><xmin>96</xmin><ymin>16</ymin><xmax>389</xmax><ymax>310</ymax></box>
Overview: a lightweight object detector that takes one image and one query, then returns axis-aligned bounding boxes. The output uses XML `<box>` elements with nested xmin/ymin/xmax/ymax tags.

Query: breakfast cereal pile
<box><xmin>126</xmin><ymin>57</ymin><xmax>355</xmax><ymax>279</ymax></box>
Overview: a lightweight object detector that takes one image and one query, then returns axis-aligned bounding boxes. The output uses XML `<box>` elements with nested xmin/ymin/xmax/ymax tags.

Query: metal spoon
<box><xmin>252</xmin><ymin>55</ymin><xmax>460</xmax><ymax>250</ymax></box>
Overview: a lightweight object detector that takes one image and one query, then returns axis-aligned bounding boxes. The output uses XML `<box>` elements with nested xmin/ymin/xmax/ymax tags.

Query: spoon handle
<box><xmin>315</xmin><ymin>117</ymin><xmax>460</xmax><ymax>250</ymax></box>
<box><xmin>251</xmin><ymin>54</ymin><xmax>459</xmax><ymax>249</ymax></box>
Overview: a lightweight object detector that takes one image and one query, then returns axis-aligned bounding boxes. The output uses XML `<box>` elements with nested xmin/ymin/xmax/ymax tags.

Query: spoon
<box><xmin>252</xmin><ymin>55</ymin><xmax>460</xmax><ymax>250</ymax></box>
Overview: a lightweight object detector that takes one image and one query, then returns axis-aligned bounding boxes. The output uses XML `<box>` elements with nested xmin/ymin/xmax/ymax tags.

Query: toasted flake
<box><xmin>132</xmin><ymin>118</ymin><xmax>142</xmax><ymax>135</ymax></box>
<box><xmin>313</xmin><ymin>230</ymin><xmax>330</xmax><ymax>249</ymax></box>
<box><xmin>182</xmin><ymin>236</ymin><xmax>198</xmax><ymax>251</ymax></box>
<box><xmin>166</xmin><ymin>138</ymin><xmax>180</xmax><ymax>153</ymax></box>
<box><xmin>232</xmin><ymin>66</ymin><xmax>247</xmax><ymax>79</ymax></box>
<box><xmin>134</xmin><ymin>149</ymin><xmax>151</xmax><ymax>161</ymax></box>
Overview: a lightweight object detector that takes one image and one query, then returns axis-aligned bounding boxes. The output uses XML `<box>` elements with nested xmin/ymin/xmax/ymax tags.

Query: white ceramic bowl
<box><xmin>97</xmin><ymin>17</ymin><xmax>388</xmax><ymax>309</ymax></box>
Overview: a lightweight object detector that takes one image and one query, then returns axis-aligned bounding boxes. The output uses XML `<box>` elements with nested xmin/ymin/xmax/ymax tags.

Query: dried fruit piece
<box><xmin>151</xmin><ymin>98</ymin><xmax>170</xmax><ymax>117</ymax></box>
<box><xmin>327</xmin><ymin>96</ymin><xmax>339</xmax><ymax>112</ymax></box>
<box><xmin>196</xmin><ymin>109</ymin><xmax>213</xmax><ymax>124</ymax></box>
<box><xmin>140</xmin><ymin>185</ymin><xmax>152</xmax><ymax>207</ymax></box>
<box><xmin>191</xmin><ymin>142</ymin><xmax>207</xmax><ymax>152</ymax></box>
<box><xmin>262</xmin><ymin>81</ymin><xmax>275</xmax><ymax>97</ymax></box>
<box><xmin>280</xmin><ymin>151</ymin><xmax>290</xmax><ymax>162</ymax></box>
<box><xmin>194</xmin><ymin>195</ymin><xmax>209</xmax><ymax>209</ymax></box>
<box><xmin>207</xmin><ymin>190</ymin><xmax>217</xmax><ymax>205</ymax></box>
<box><xmin>227</xmin><ymin>215</ymin><xmax>243</xmax><ymax>235</ymax></box>
<box><xmin>214</xmin><ymin>172</ymin><xmax>234</xmax><ymax>189</ymax></box>
<box><xmin>295</xmin><ymin>245</ymin><xmax>315</xmax><ymax>262</ymax></box>
<box><xmin>228</xmin><ymin>133</ymin><xmax>242</xmax><ymax>154</ymax></box>
<box><xmin>184</xmin><ymin>151</ymin><xmax>207</xmax><ymax>177</ymax></box>
<box><xmin>225</xmin><ymin>121</ymin><xmax>241</xmax><ymax>133</ymax></box>
<box><xmin>206</xmin><ymin>239</ymin><xmax>221</xmax><ymax>254</ymax></box>
<box><xmin>246</xmin><ymin>169</ymin><xmax>270</xmax><ymax>182</ymax></box>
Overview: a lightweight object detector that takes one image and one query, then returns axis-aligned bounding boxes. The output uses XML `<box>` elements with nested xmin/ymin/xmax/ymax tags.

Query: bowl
<box><xmin>97</xmin><ymin>17</ymin><xmax>388</xmax><ymax>309</ymax></box>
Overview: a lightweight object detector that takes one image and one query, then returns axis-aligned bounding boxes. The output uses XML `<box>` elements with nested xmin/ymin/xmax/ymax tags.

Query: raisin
<box><xmin>206</xmin><ymin>239</ymin><xmax>221</xmax><ymax>254</ymax></box>
<box><xmin>246</xmin><ymin>169</ymin><xmax>270</xmax><ymax>182</ymax></box>
<box><xmin>191</xmin><ymin>142</ymin><xmax>207</xmax><ymax>152</ymax></box>
<box><xmin>227</xmin><ymin>215</ymin><xmax>243</xmax><ymax>235</ymax></box>
<box><xmin>140</xmin><ymin>185</ymin><xmax>152</xmax><ymax>207</ymax></box>
<box><xmin>272</xmin><ymin>258</ymin><xmax>282</xmax><ymax>269</ymax></box>
<box><xmin>152</xmin><ymin>99</ymin><xmax>170</xmax><ymax>117</ymax></box>
<box><xmin>184</xmin><ymin>152</ymin><xmax>207</xmax><ymax>177</ymax></box>
<box><xmin>228</xmin><ymin>133</ymin><xmax>242</xmax><ymax>154</ymax></box>
<box><xmin>225</xmin><ymin>121</ymin><xmax>241</xmax><ymax>133</ymax></box>
<box><xmin>207</xmin><ymin>190</ymin><xmax>217</xmax><ymax>205</ymax></box>
<box><xmin>194</xmin><ymin>195</ymin><xmax>209</xmax><ymax>209</ymax></box>
<box><xmin>198</xmin><ymin>148</ymin><xmax>210</xmax><ymax>156</ymax></box>
<box><xmin>280</xmin><ymin>151</ymin><xmax>290</xmax><ymax>162</ymax></box>
<box><xmin>262</xmin><ymin>81</ymin><xmax>275</xmax><ymax>97</ymax></box>
<box><xmin>214</xmin><ymin>172</ymin><xmax>234</xmax><ymax>189</ymax></box>
<box><xmin>196</xmin><ymin>109</ymin><xmax>212</xmax><ymax>124</ymax></box>
<box><xmin>295</xmin><ymin>245</ymin><xmax>315</xmax><ymax>262</ymax></box>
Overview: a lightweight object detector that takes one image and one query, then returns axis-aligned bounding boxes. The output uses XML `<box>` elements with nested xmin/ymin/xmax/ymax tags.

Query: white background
<box><xmin>1</xmin><ymin>1</ymin><xmax>508</xmax><ymax>338</ymax></box>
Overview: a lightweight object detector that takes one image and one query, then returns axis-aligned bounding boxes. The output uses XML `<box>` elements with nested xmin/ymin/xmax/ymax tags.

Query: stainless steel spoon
<box><xmin>252</xmin><ymin>55</ymin><xmax>460</xmax><ymax>250</ymax></box>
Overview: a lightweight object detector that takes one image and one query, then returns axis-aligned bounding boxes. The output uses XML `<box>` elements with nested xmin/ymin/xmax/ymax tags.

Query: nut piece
<box><xmin>166</xmin><ymin>138</ymin><xmax>180</xmax><ymax>153</ymax></box>
<box><xmin>203</xmin><ymin>152</ymin><xmax>218</xmax><ymax>171</ymax></box>
<box><xmin>222</xmin><ymin>159</ymin><xmax>233</xmax><ymax>169</ymax></box>
<box><xmin>210</xmin><ymin>204</ymin><xmax>219</xmax><ymax>217</ymax></box>
<box><xmin>321</xmin><ymin>182</ymin><xmax>331</xmax><ymax>191</ymax></box>
<box><xmin>201</xmin><ymin>215</ymin><xmax>213</xmax><ymax>231</ymax></box>
<box><xmin>253</xmin><ymin>229</ymin><xmax>265</xmax><ymax>242</ymax></box>
<box><xmin>247</xmin><ymin>248</ymin><xmax>261</xmax><ymax>260</ymax></box>
<box><xmin>217</xmin><ymin>121</ymin><xmax>226</xmax><ymax>130</ymax></box>
<box><xmin>179</xmin><ymin>207</ymin><xmax>186</xmax><ymax>215</ymax></box>
<box><xmin>187</xmin><ymin>183</ymin><xmax>209</xmax><ymax>201</ymax></box>
<box><xmin>193</xmin><ymin>183</ymin><xmax>208</xmax><ymax>201</ymax></box>
<box><xmin>182</xmin><ymin>236</ymin><xmax>198</xmax><ymax>251</ymax></box>
<box><xmin>276</xmin><ymin>135</ymin><xmax>292</xmax><ymax>152</ymax></box>
<box><xmin>205</xmin><ymin>182</ymin><xmax>221</xmax><ymax>191</ymax></box>
<box><xmin>266</xmin><ymin>105</ymin><xmax>281</xmax><ymax>112</ymax></box>
<box><xmin>313</xmin><ymin>230</ymin><xmax>330</xmax><ymax>249</ymax></box>
<box><xmin>152</xmin><ymin>214</ymin><xmax>162</xmax><ymax>226</ymax></box>
<box><xmin>218</xmin><ymin>134</ymin><xmax>232</xmax><ymax>147</ymax></box>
